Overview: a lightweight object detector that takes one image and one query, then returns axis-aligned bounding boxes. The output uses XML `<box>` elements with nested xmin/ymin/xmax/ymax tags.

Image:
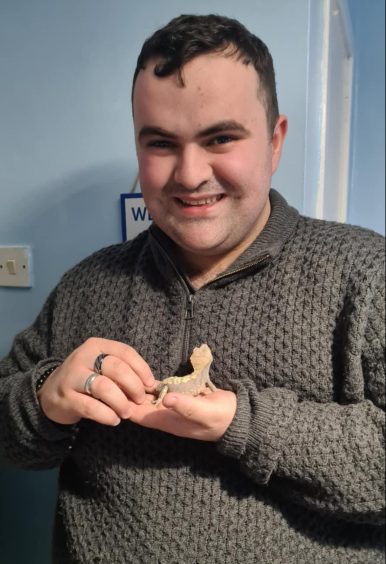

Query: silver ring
<box><xmin>94</xmin><ymin>353</ymin><xmax>108</xmax><ymax>375</ymax></box>
<box><xmin>84</xmin><ymin>373</ymin><xmax>99</xmax><ymax>396</ymax></box>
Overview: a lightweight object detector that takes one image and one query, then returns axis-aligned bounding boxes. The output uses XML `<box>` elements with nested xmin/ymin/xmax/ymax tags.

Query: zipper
<box><xmin>150</xmin><ymin>234</ymin><xmax>195</xmax><ymax>362</ymax></box>
<box><xmin>180</xmin><ymin>254</ymin><xmax>271</xmax><ymax>359</ymax></box>
<box><xmin>150</xmin><ymin>232</ymin><xmax>271</xmax><ymax>362</ymax></box>
<box><xmin>182</xmin><ymin>293</ymin><xmax>195</xmax><ymax>360</ymax></box>
<box><xmin>185</xmin><ymin>294</ymin><xmax>194</xmax><ymax>320</ymax></box>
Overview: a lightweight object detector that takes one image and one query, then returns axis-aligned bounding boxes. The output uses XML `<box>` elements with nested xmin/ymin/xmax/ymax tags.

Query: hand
<box><xmin>128</xmin><ymin>388</ymin><xmax>237</xmax><ymax>442</ymax></box>
<box><xmin>37</xmin><ymin>338</ymin><xmax>155</xmax><ymax>426</ymax></box>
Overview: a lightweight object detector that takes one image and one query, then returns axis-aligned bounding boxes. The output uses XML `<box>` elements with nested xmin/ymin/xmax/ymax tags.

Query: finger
<box><xmin>98</xmin><ymin>356</ymin><xmax>149</xmax><ymax>404</ymax></box>
<box><xmin>73</xmin><ymin>392</ymin><xmax>122</xmax><ymax>426</ymax></box>
<box><xmin>86</xmin><ymin>338</ymin><xmax>155</xmax><ymax>386</ymax></box>
<box><xmin>128</xmin><ymin>399</ymin><xmax>210</xmax><ymax>441</ymax></box>
<box><xmin>51</xmin><ymin>389</ymin><xmax>122</xmax><ymax>427</ymax></box>
<box><xmin>161</xmin><ymin>393</ymin><xmax>205</xmax><ymax>421</ymax></box>
<box><xmin>83</xmin><ymin>374</ymin><xmax>133</xmax><ymax>418</ymax></box>
<box><xmin>162</xmin><ymin>391</ymin><xmax>237</xmax><ymax>441</ymax></box>
<box><xmin>128</xmin><ymin>399</ymin><xmax>182</xmax><ymax>430</ymax></box>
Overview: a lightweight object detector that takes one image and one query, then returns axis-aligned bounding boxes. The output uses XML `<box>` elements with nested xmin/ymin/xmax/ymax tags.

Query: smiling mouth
<box><xmin>177</xmin><ymin>195</ymin><xmax>224</xmax><ymax>206</ymax></box>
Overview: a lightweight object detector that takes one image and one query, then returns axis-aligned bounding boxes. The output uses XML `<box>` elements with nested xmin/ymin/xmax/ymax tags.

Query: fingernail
<box><xmin>113</xmin><ymin>418</ymin><xmax>121</xmax><ymax>426</ymax></box>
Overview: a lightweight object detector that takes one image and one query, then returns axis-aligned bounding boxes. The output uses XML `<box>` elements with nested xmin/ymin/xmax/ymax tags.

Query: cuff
<box><xmin>29</xmin><ymin>359</ymin><xmax>77</xmax><ymax>441</ymax></box>
<box><xmin>217</xmin><ymin>382</ymin><xmax>298</xmax><ymax>485</ymax></box>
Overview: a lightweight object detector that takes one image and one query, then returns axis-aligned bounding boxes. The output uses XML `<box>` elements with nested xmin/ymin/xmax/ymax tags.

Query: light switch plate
<box><xmin>0</xmin><ymin>246</ymin><xmax>32</xmax><ymax>287</ymax></box>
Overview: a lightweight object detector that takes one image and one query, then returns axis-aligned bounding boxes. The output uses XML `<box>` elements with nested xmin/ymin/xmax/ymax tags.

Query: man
<box><xmin>0</xmin><ymin>14</ymin><xmax>384</xmax><ymax>564</ymax></box>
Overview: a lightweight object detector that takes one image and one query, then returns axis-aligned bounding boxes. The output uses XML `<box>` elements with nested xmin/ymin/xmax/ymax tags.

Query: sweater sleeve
<box><xmin>0</xmin><ymin>289</ymin><xmax>76</xmax><ymax>469</ymax></box>
<box><xmin>217</xmin><ymin>268</ymin><xmax>385</xmax><ymax>526</ymax></box>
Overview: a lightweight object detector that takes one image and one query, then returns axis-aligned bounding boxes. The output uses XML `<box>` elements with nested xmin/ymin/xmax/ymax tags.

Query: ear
<box><xmin>271</xmin><ymin>115</ymin><xmax>288</xmax><ymax>174</ymax></box>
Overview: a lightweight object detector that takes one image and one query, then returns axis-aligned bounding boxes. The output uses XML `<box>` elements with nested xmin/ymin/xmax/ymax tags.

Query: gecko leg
<box><xmin>207</xmin><ymin>380</ymin><xmax>217</xmax><ymax>392</ymax></box>
<box><xmin>152</xmin><ymin>385</ymin><xmax>169</xmax><ymax>406</ymax></box>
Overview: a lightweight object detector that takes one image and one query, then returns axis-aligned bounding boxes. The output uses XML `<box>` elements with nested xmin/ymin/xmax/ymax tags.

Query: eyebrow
<box><xmin>138</xmin><ymin>120</ymin><xmax>250</xmax><ymax>141</ymax></box>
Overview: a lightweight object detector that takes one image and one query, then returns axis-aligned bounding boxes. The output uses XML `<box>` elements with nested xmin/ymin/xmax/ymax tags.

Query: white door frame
<box><xmin>303</xmin><ymin>0</ymin><xmax>353</xmax><ymax>222</ymax></box>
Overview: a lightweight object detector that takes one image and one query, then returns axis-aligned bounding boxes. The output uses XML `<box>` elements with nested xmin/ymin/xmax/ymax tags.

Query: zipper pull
<box><xmin>185</xmin><ymin>294</ymin><xmax>194</xmax><ymax>320</ymax></box>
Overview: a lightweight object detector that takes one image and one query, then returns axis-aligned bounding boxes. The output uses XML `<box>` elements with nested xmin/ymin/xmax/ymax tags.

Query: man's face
<box><xmin>133</xmin><ymin>52</ymin><xmax>287</xmax><ymax>267</ymax></box>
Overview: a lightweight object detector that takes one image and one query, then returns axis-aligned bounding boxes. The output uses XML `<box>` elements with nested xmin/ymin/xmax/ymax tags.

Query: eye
<box><xmin>147</xmin><ymin>139</ymin><xmax>174</xmax><ymax>149</ymax></box>
<box><xmin>208</xmin><ymin>135</ymin><xmax>235</xmax><ymax>146</ymax></box>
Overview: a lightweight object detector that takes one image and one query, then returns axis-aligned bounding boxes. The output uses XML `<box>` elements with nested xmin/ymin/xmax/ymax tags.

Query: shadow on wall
<box><xmin>0</xmin><ymin>160</ymin><xmax>137</xmax><ymax>564</ymax></box>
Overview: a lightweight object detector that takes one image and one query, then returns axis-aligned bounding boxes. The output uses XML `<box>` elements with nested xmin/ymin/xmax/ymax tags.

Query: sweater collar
<box><xmin>149</xmin><ymin>189</ymin><xmax>299</xmax><ymax>282</ymax></box>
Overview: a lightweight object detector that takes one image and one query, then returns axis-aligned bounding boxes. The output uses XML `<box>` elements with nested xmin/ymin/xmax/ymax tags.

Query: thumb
<box><xmin>162</xmin><ymin>393</ymin><xmax>200</xmax><ymax>420</ymax></box>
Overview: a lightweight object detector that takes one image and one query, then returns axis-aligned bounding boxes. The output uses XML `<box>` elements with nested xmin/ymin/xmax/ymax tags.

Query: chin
<box><xmin>178</xmin><ymin>238</ymin><xmax>230</xmax><ymax>257</ymax></box>
<box><xmin>165</xmin><ymin>227</ymin><xmax>213</xmax><ymax>249</ymax></box>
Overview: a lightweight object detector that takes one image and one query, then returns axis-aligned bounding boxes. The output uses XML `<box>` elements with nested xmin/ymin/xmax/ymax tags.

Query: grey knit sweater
<box><xmin>0</xmin><ymin>190</ymin><xmax>385</xmax><ymax>563</ymax></box>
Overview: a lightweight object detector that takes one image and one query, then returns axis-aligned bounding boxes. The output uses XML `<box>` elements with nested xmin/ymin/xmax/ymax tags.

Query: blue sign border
<box><xmin>120</xmin><ymin>193</ymin><xmax>145</xmax><ymax>242</ymax></box>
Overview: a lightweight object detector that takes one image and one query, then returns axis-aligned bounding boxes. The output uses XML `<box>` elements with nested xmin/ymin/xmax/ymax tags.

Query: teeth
<box><xmin>180</xmin><ymin>196</ymin><xmax>221</xmax><ymax>206</ymax></box>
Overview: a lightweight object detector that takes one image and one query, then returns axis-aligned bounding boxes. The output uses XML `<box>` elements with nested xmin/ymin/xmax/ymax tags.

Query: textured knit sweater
<box><xmin>0</xmin><ymin>190</ymin><xmax>385</xmax><ymax>564</ymax></box>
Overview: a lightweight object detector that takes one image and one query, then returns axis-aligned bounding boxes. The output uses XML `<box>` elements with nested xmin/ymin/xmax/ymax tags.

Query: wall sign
<box><xmin>120</xmin><ymin>173</ymin><xmax>153</xmax><ymax>244</ymax></box>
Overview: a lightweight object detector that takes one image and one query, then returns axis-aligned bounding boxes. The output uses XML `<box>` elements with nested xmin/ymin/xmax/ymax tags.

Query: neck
<box><xmin>178</xmin><ymin>201</ymin><xmax>271</xmax><ymax>289</ymax></box>
<box><xmin>183</xmin><ymin>256</ymin><xmax>236</xmax><ymax>290</ymax></box>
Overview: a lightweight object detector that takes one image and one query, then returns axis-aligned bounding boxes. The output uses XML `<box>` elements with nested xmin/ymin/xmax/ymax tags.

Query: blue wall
<box><xmin>347</xmin><ymin>0</ymin><xmax>385</xmax><ymax>235</ymax></box>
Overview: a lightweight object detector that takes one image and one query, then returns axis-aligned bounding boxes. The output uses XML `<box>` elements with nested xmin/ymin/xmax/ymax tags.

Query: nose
<box><xmin>173</xmin><ymin>145</ymin><xmax>212</xmax><ymax>190</ymax></box>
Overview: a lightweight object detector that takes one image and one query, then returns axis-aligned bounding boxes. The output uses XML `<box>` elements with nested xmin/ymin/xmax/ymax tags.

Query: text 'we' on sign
<box><xmin>120</xmin><ymin>193</ymin><xmax>153</xmax><ymax>241</ymax></box>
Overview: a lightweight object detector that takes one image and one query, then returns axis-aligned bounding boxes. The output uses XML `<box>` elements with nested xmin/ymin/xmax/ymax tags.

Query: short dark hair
<box><xmin>132</xmin><ymin>14</ymin><xmax>279</xmax><ymax>136</ymax></box>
